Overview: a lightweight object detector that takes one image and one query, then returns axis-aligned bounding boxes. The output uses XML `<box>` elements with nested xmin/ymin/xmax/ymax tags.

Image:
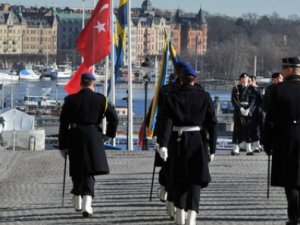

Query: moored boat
<box><xmin>0</xmin><ymin>71</ymin><xmax>19</xmax><ymax>81</ymax></box>
<box><xmin>56</xmin><ymin>65</ymin><xmax>72</xmax><ymax>79</ymax></box>
<box><xmin>19</xmin><ymin>70</ymin><xmax>41</xmax><ymax>80</ymax></box>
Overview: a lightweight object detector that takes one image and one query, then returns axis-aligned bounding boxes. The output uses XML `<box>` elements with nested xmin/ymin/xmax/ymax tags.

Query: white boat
<box><xmin>23</xmin><ymin>95</ymin><xmax>58</xmax><ymax>108</ymax></box>
<box><xmin>19</xmin><ymin>70</ymin><xmax>41</xmax><ymax>80</ymax></box>
<box><xmin>0</xmin><ymin>71</ymin><xmax>19</xmax><ymax>81</ymax></box>
<box><xmin>56</xmin><ymin>65</ymin><xmax>72</xmax><ymax>79</ymax></box>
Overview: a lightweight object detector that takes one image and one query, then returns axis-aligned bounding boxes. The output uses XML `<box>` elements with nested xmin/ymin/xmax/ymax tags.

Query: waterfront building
<box><xmin>0</xmin><ymin>4</ymin><xmax>57</xmax><ymax>68</ymax></box>
<box><xmin>0</xmin><ymin>1</ymin><xmax>208</xmax><ymax>67</ymax></box>
<box><xmin>172</xmin><ymin>8</ymin><xmax>207</xmax><ymax>55</ymax></box>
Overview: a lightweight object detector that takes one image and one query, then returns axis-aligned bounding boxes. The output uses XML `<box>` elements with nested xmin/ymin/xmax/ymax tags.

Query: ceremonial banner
<box><xmin>147</xmin><ymin>33</ymin><xmax>169</xmax><ymax>136</ymax></box>
<box><xmin>64</xmin><ymin>63</ymin><xmax>92</xmax><ymax>94</ymax></box>
<box><xmin>77</xmin><ymin>0</ymin><xmax>111</xmax><ymax>67</ymax></box>
<box><xmin>115</xmin><ymin>0</ymin><xmax>128</xmax><ymax>79</ymax></box>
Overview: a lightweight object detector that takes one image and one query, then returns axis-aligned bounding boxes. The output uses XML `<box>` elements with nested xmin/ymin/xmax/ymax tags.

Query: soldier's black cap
<box><xmin>239</xmin><ymin>73</ymin><xmax>249</xmax><ymax>79</ymax></box>
<box><xmin>271</xmin><ymin>72</ymin><xmax>282</xmax><ymax>79</ymax></box>
<box><xmin>182</xmin><ymin>62</ymin><xmax>197</xmax><ymax>77</ymax></box>
<box><xmin>282</xmin><ymin>57</ymin><xmax>300</xmax><ymax>68</ymax></box>
<box><xmin>81</xmin><ymin>73</ymin><xmax>96</xmax><ymax>80</ymax></box>
<box><xmin>174</xmin><ymin>61</ymin><xmax>187</xmax><ymax>70</ymax></box>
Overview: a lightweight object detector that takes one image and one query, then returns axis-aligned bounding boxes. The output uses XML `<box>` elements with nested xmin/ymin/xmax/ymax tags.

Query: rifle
<box><xmin>149</xmin><ymin>156</ymin><xmax>156</xmax><ymax>201</ymax></box>
<box><xmin>62</xmin><ymin>151</ymin><xmax>68</xmax><ymax>207</ymax></box>
<box><xmin>149</xmin><ymin>138</ymin><xmax>158</xmax><ymax>201</ymax></box>
<box><xmin>267</xmin><ymin>155</ymin><xmax>271</xmax><ymax>199</ymax></box>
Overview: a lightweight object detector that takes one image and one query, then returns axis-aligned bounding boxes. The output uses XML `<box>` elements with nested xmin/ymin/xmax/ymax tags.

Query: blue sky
<box><xmin>5</xmin><ymin>0</ymin><xmax>300</xmax><ymax>18</ymax></box>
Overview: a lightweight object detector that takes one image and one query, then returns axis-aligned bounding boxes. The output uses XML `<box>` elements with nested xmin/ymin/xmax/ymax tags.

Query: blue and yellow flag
<box><xmin>114</xmin><ymin>0</ymin><xmax>128</xmax><ymax>79</ymax></box>
<box><xmin>147</xmin><ymin>32</ymin><xmax>170</xmax><ymax>136</ymax></box>
<box><xmin>169</xmin><ymin>40</ymin><xmax>180</xmax><ymax>66</ymax></box>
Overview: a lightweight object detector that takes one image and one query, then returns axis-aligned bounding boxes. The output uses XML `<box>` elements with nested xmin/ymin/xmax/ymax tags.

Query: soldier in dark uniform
<box><xmin>231</xmin><ymin>73</ymin><xmax>256</xmax><ymax>155</ymax></box>
<box><xmin>262</xmin><ymin>72</ymin><xmax>283</xmax><ymax>113</ymax></box>
<box><xmin>264</xmin><ymin>57</ymin><xmax>300</xmax><ymax>225</ymax></box>
<box><xmin>59</xmin><ymin>73</ymin><xmax>118</xmax><ymax>218</ymax></box>
<box><xmin>158</xmin><ymin>63</ymin><xmax>217</xmax><ymax>225</ymax></box>
<box><xmin>249</xmin><ymin>75</ymin><xmax>263</xmax><ymax>152</ymax></box>
<box><xmin>155</xmin><ymin>61</ymin><xmax>185</xmax><ymax>218</ymax></box>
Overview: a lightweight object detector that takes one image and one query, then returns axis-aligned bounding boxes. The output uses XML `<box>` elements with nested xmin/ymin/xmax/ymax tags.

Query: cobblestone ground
<box><xmin>0</xmin><ymin>150</ymin><xmax>287</xmax><ymax>225</ymax></box>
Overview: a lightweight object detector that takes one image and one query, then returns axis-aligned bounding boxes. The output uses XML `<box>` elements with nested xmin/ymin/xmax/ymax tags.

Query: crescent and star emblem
<box><xmin>94</xmin><ymin>3</ymin><xmax>109</xmax><ymax>33</ymax></box>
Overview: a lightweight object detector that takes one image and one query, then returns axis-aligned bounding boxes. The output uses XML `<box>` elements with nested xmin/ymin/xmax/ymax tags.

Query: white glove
<box><xmin>244</xmin><ymin>108</ymin><xmax>250</xmax><ymax>116</ymax></box>
<box><xmin>209</xmin><ymin>154</ymin><xmax>214</xmax><ymax>162</ymax></box>
<box><xmin>240</xmin><ymin>107</ymin><xmax>249</xmax><ymax>116</ymax></box>
<box><xmin>240</xmin><ymin>107</ymin><xmax>245</xmax><ymax>115</ymax></box>
<box><xmin>158</xmin><ymin>147</ymin><xmax>168</xmax><ymax>161</ymax></box>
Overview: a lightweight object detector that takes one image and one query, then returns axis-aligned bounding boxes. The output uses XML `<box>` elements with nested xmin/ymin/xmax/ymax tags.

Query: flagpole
<box><xmin>127</xmin><ymin>0</ymin><xmax>133</xmax><ymax>151</ymax></box>
<box><xmin>103</xmin><ymin>56</ymin><xmax>109</xmax><ymax>133</ymax></box>
<box><xmin>92</xmin><ymin>0</ymin><xmax>96</xmax><ymax>75</ymax></box>
<box><xmin>110</xmin><ymin>0</ymin><xmax>116</xmax><ymax>146</ymax></box>
<box><xmin>81</xmin><ymin>0</ymin><xmax>85</xmax><ymax>63</ymax></box>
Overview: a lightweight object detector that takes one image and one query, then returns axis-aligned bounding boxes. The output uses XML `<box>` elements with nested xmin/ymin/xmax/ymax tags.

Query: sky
<box><xmin>4</xmin><ymin>0</ymin><xmax>300</xmax><ymax>18</ymax></box>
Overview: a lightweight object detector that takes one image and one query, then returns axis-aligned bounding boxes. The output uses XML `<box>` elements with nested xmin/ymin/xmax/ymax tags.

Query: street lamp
<box><xmin>122</xmin><ymin>90</ymin><xmax>129</xmax><ymax>150</ymax></box>
<box><xmin>142</xmin><ymin>74</ymin><xmax>151</xmax><ymax>150</ymax></box>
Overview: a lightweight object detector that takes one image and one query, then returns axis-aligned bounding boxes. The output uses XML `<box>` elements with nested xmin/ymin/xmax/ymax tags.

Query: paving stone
<box><xmin>0</xmin><ymin>150</ymin><xmax>288</xmax><ymax>224</ymax></box>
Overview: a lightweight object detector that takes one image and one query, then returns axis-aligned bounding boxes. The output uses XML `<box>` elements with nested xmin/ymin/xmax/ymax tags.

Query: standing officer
<box><xmin>231</xmin><ymin>73</ymin><xmax>256</xmax><ymax>155</ymax></box>
<box><xmin>264</xmin><ymin>57</ymin><xmax>300</xmax><ymax>225</ymax></box>
<box><xmin>158</xmin><ymin>63</ymin><xmax>217</xmax><ymax>225</ymax></box>
<box><xmin>249</xmin><ymin>75</ymin><xmax>263</xmax><ymax>152</ymax></box>
<box><xmin>59</xmin><ymin>73</ymin><xmax>118</xmax><ymax>218</ymax></box>
<box><xmin>262</xmin><ymin>72</ymin><xmax>283</xmax><ymax>113</ymax></box>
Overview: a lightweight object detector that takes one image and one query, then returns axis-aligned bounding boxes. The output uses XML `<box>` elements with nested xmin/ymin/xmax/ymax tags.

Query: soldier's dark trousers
<box><xmin>159</xmin><ymin>166</ymin><xmax>167</xmax><ymax>187</ymax></box>
<box><xmin>173</xmin><ymin>184</ymin><xmax>201</xmax><ymax>213</ymax></box>
<box><xmin>71</xmin><ymin>174</ymin><xmax>95</xmax><ymax>197</ymax></box>
<box><xmin>284</xmin><ymin>187</ymin><xmax>300</xmax><ymax>221</ymax></box>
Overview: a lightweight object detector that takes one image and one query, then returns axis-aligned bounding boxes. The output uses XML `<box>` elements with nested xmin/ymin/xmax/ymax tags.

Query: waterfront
<box><xmin>1</xmin><ymin>79</ymin><xmax>233</xmax><ymax>151</ymax></box>
<box><xmin>1</xmin><ymin>79</ymin><xmax>231</xmax><ymax>116</ymax></box>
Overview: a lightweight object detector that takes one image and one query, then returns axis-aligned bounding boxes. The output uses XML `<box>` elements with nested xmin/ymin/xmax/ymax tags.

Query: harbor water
<box><xmin>1</xmin><ymin>79</ymin><xmax>232</xmax><ymax>150</ymax></box>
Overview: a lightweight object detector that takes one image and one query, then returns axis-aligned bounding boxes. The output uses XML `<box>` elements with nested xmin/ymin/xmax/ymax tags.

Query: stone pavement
<box><xmin>0</xmin><ymin>149</ymin><xmax>288</xmax><ymax>225</ymax></box>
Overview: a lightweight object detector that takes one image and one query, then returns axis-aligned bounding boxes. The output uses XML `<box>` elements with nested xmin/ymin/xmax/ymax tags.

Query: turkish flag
<box><xmin>77</xmin><ymin>0</ymin><xmax>111</xmax><ymax>67</ymax></box>
<box><xmin>64</xmin><ymin>63</ymin><xmax>92</xmax><ymax>94</ymax></box>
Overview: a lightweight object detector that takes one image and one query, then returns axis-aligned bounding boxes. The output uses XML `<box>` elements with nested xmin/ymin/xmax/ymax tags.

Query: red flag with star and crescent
<box><xmin>77</xmin><ymin>0</ymin><xmax>111</xmax><ymax>67</ymax></box>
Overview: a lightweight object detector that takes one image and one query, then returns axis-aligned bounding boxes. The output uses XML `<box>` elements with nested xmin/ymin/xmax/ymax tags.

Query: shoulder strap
<box><xmin>104</xmin><ymin>96</ymin><xmax>108</xmax><ymax>116</ymax></box>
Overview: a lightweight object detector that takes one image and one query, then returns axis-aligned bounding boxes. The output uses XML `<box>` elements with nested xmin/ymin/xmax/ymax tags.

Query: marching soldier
<box><xmin>264</xmin><ymin>57</ymin><xmax>300</xmax><ymax>225</ymax></box>
<box><xmin>158</xmin><ymin>63</ymin><xmax>217</xmax><ymax>225</ymax></box>
<box><xmin>231</xmin><ymin>73</ymin><xmax>257</xmax><ymax>155</ymax></box>
<box><xmin>59</xmin><ymin>73</ymin><xmax>118</xmax><ymax>217</ymax></box>
<box><xmin>155</xmin><ymin>61</ymin><xmax>186</xmax><ymax>218</ymax></box>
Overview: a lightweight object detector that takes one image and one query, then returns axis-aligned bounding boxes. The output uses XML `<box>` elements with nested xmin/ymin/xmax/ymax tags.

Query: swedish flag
<box><xmin>147</xmin><ymin>32</ymin><xmax>170</xmax><ymax>136</ymax></box>
<box><xmin>115</xmin><ymin>0</ymin><xmax>128</xmax><ymax>79</ymax></box>
<box><xmin>169</xmin><ymin>40</ymin><xmax>180</xmax><ymax>65</ymax></box>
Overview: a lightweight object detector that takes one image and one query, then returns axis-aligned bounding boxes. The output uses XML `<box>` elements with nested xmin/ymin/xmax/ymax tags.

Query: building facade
<box><xmin>172</xmin><ymin>8</ymin><xmax>207</xmax><ymax>56</ymax></box>
<box><xmin>0</xmin><ymin>4</ymin><xmax>57</xmax><ymax>68</ymax></box>
<box><xmin>0</xmin><ymin>1</ymin><xmax>207</xmax><ymax>68</ymax></box>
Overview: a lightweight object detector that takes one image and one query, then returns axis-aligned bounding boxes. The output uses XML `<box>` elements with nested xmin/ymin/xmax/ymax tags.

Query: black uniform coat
<box><xmin>59</xmin><ymin>88</ymin><xmax>118</xmax><ymax>177</ymax></box>
<box><xmin>160</xmin><ymin>84</ymin><xmax>217</xmax><ymax>187</ymax></box>
<box><xmin>264</xmin><ymin>75</ymin><xmax>300</xmax><ymax>187</ymax></box>
<box><xmin>154</xmin><ymin>82</ymin><xmax>180</xmax><ymax>167</ymax></box>
<box><xmin>231</xmin><ymin>84</ymin><xmax>256</xmax><ymax>143</ymax></box>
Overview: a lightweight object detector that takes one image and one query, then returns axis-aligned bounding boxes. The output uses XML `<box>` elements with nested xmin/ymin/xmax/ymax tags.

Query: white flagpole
<box><xmin>92</xmin><ymin>0</ymin><xmax>96</xmax><ymax>75</ymax></box>
<box><xmin>127</xmin><ymin>0</ymin><xmax>133</xmax><ymax>150</ymax></box>
<box><xmin>103</xmin><ymin>56</ymin><xmax>109</xmax><ymax>133</ymax></box>
<box><xmin>82</xmin><ymin>0</ymin><xmax>85</xmax><ymax>63</ymax></box>
<box><xmin>110</xmin><ymin>0</ymin><xmax>116</xmax><ymax>146</ymax></box>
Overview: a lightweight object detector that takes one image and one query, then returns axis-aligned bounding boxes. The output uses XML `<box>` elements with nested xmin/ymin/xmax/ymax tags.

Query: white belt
<box><xmin>173</xmin><ymin>126</ymin><xmax>201</xmax><ymax>137</ymax></box>
<box><xmin>240</xmin><ymin>101</ymin><xmax>248</xmax><ymax>106</ymax></box>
